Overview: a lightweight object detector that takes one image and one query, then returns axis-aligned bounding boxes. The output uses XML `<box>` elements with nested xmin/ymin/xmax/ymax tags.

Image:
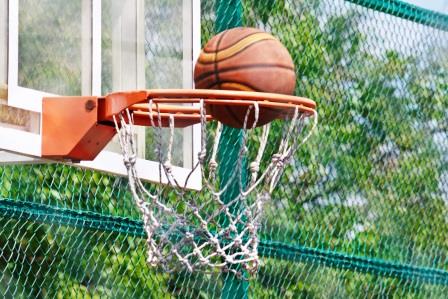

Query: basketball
<box><xmin>194</xmin><ymin>27</ymin><xmax>296</xmax><ymax>128</ymax></box>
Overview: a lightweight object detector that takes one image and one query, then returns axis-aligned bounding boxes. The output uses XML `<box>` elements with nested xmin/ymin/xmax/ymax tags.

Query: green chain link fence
<box><xmin>1</xmin><ymin>0</ymin><xmax>448</xmax><ymax>297</ymax></box>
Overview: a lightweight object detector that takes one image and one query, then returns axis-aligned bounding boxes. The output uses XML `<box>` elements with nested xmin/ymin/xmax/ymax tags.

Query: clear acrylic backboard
<box><xmin>0</xmin><ymin>0</ymin><xmax>202</xmax><ymax>189</ymax></box>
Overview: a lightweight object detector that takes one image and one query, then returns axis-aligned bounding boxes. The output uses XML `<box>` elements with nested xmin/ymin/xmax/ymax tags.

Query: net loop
<box><xmin>271</xmin><ymin>153</ymin><xmax>283</xmax><ymax>168</ymax></box>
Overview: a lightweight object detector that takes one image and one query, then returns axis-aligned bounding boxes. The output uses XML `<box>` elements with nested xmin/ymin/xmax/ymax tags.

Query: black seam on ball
<box><xmin>203</xmin><ymin>30</ymin><xmax>264</xmax><ymax>53</ymax></box>
<box><xmin>214</xmin><ymin>30</ymin><xmax>229</xmax><ymax>90</ymax></box>
<box><xmin>198</xmin><ymin>38</ymin><xmax>284</xmax><ymax>65</ymax></box>
<box><xmin>206</xmin><ymin>81</ymin><xmax>261</xmax><ymax>92</ymax></box>
<box><xmin>194</xmin><ymin>64</ymin><xmax>295</xmax><ymax>83</ymax></box>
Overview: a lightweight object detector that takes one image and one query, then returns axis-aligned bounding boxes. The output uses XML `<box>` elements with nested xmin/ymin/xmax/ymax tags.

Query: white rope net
<box><xmin>113</xmin><ymin>99</ymin><xmax>317</xmax><ymax>278</ymax></box>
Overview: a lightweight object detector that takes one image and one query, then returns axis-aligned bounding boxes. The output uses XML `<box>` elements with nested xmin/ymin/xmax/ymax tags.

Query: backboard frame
<box><xmin>0</xmin><ymin>0</ymin><xmax>202</xmax><ymax>190</ymax></box>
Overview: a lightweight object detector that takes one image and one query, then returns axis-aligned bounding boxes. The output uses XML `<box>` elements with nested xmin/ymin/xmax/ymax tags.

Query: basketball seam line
<box><xmin>202</xmin><ymin>31</ymin><xmax>274</xmax><ymax>54</ymax></box>
<box><xmin>209</xmin><ymin>81</ymin><xmax>257</xmax><ymax>91</ymax></box>
<box><xmin>198</xmin><ymin>38</ymin><xmax>280</xmax><ymax>65</ymax></box>
<box><xmin>214</xmin><ymin>30</ymin><xmax>228</xmax><ymax>90</ymax></box>
<box><xmin>194</xmin><ymin>64</ymin><xmax>296</xmax><ymax>83</ymax></box>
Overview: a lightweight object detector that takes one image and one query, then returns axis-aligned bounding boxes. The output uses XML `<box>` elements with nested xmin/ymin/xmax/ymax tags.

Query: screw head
<box><xmin>85</xmin><ymin>99</ymin><xmax>96</xmax><ymax>111</ymax></box>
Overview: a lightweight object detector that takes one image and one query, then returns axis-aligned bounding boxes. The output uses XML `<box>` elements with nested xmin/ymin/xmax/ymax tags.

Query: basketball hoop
<box><xmin>107</xmin><ymin>89</ymin><xmax>317</xmax><ymax>277</ymax></box>
<box><xmin>39</xmin><ymin>89</ymin><xmax>316</xmax><ymax>277</ymax></box>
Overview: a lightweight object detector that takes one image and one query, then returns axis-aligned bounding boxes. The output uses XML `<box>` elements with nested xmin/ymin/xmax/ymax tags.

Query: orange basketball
<box><xmin>194</xmin><ymin>27</ymin><xmax>296</xmax><ymax>128</ymax></box>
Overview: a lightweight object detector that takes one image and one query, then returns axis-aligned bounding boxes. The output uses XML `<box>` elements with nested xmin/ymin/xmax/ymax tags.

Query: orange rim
<box><xmin>145</xmin><ymin>89</ymin><xmax>316</xmax><ymax>109</ymax></box>
<box><xmin>132</xmin><ymin>110</ymin><xmax>212</xmax><ymax>128</ymax></box>
<box><xmin>130</xmin><ymin>103</ymin><xmax>204</xmax><ymax>114</ymax></box>
<box><xmin>101</xmin><ymin>89</ymin><xmax>316</xmax><ymax>125</ymax></box>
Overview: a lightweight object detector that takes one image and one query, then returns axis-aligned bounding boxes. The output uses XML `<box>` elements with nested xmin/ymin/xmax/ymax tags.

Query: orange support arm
<box><xmin>42</xmin><ymin>96</ymin><xmax>116</xmax><ymax>161</ymax></box>
<box><xmin>41</xmin><ymin>91</ymin><xmax>206</xmax><ymax>161</ymax></box>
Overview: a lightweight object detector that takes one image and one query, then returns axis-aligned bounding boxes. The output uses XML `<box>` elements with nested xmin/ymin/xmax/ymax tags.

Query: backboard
<box><xmin>0</xmin><ymin>0</ymin><xmax>202</xmax><ymax>189</ymax></box>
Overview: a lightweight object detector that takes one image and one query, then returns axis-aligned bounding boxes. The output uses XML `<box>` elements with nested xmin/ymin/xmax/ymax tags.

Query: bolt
<box><xmin>85</xmin><ymin>99</ymin><xmax>96</xmax><ymax>111</ymax></box>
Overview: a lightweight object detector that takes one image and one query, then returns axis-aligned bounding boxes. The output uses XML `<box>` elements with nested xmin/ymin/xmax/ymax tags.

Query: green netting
<box><xmin>1</xmin><ymin>0</ymin><xmax>448</xmax><ymax>297</ymax></box>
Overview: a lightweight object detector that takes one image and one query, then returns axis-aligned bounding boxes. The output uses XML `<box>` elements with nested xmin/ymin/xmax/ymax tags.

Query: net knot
<box><xmin>210</xmin><ymin>237</ymin><xmax>219</xmax><ymax>246</ymax></box>
<box><xmin>249</xmin><ymin>162</ymin><xmax>260</xmax><ymax>173</ymax></box>
<box><xmin>198</xmin><ymin>151</ymin><xmax>206</xmax><ymax>164</ymax></box>
<box><xmin>272</xmin><ymin>154</ymin><xmax>284</xmax><ymax>168</ymax></box>
<box><xmin>209</xmin><ymin>160</ymin><xmax>218</xmax><ymax>172</ymax></box>
<box><xmin>164</xmin><ymin>161</ymin><xmax>173</xmax><ymax>174</ymax></box>
<box><xmin>147</xmin><ymin>252</ymin><xmax>159</xmax><ymax>266</ymax></box>
<box><xmin>234</xmin><ymin>237</ymin><xmax>242</xmax><ymax>247</ymax></box>
<box><xmin>193</xmin><ymin>247</ymin><xmax>202</xmax><ymax>256</ymax></box>
<box><xmin>225</xmin><ymin>256</ymin><xmax>235</xmax><ymax>263</ymax></box>
<box><xmin>123</xmin><ymin>154</ymin><xmax>137</xmax><ymax>168</ymax></box>
<box><xmin>199</xmin><ymin>257</ymin><xmax>209</xmax><ymax>265</ymax></box>
<box><xmin>246</xmin><ymin>260</ymin><xmax>259</xmax><ymax>275</ymax></box>
<box><xmin>217</xmin><ymin>248</ymin><xmax>225</xmax><ymax>256</ymax></box>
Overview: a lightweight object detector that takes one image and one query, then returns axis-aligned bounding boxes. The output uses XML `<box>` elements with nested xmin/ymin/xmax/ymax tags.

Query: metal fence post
<box><xmin>215</xmin><ymin>1</ymin><xmax>249</xmax><ymax>298</ymax></box>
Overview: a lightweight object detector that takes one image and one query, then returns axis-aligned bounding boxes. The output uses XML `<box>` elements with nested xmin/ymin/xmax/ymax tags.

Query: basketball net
<box><xmin>113</xmin><ymin>99</ymin><xmax>317</xmax><ymax>278</ymax></box>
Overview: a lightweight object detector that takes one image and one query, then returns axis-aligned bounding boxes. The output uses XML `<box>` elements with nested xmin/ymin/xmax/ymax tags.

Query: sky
<box><xmin>403</xmin><ymin>0</ymin><xmax>448</xmax><ymax>13</ymax></box>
